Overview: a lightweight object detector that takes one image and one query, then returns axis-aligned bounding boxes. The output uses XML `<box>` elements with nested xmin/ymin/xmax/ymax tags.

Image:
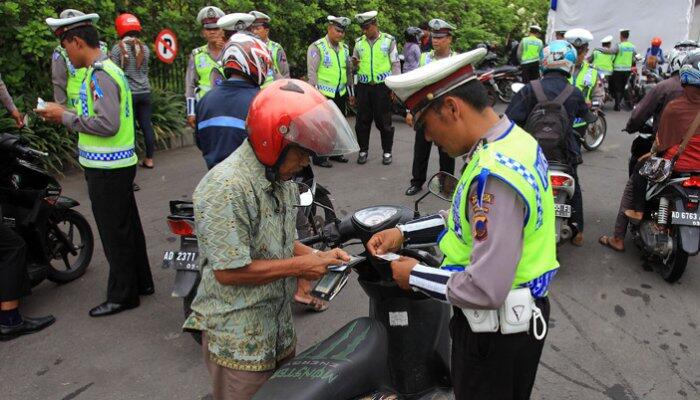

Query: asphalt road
<box><xmin>1</xmin><ymin>106</ymin><xmax>698</xmax><ymax>400</ymax></box>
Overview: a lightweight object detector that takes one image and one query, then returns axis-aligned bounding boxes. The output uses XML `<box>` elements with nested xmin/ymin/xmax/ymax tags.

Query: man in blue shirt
<box><xmin>195</xmin><ymin>33</ymin><xmax>271</xmax><ymax>169</ymax></box>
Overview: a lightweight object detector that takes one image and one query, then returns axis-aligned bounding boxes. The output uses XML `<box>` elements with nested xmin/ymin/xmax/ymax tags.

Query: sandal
<box><xmin>294</xmin><ymin>296</ymin><xmax>329</xmax><ymax>312</ymax></box>
<box><xmin>598</xmin><ymin>235</ymin><xmax>624</xmax><ymax>252</ymax></box>
<box><xmin>139</xmin><ymin>160</ymin><xmax>154</xmax><ymax>169</ymax></box>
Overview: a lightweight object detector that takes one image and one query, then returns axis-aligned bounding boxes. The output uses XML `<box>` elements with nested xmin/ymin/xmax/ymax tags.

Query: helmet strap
<box><xmin>264</xmin><ymin>145</ymin><xmax>293</xmax><ymax>183</ymax></box>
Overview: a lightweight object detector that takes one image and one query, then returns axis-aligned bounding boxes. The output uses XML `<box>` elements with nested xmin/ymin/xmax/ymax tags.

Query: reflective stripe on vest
<box><xmin>614</xmin><ymin>42</ymin><xmax>636</xmax><ymax>71</ymax></box>
<box><xmin>521</xmin><ymin>36</ymin><xmax>543</xmax><ymax>64</ymax></box>
<box><xmin>314</xmin><ymin>37</ymin><xmax>348</xmax><ymax>97</ymax></box>
<box><xmin>438</xmin><ymin>124</ymin><xmax>559</xmax><ymax>292</ymax></box>
<box><xmin>262</xmin><ymin>41</ymin><xmax>282</xmax><ymax>89</ymax></box>
<box><xmin>194</xmin><ymin>45</ymin><xmax>223</xmax><ymax>99</ymax></box>
<box><xmin>356</xmin><ymin>33</ymin><xmax>393</xmax><ymax>84</ymax></box>
<box><xmin>419</xmin><ymin>50</ymin><xmax>456</xmax><ymax>67</ymax></box>
<box><xmin>592</xmin><ymin>50</ymin><xmax>614</xmax><ymax>74</ymax></box>
<box><xmin>57</xmin><ymin>42</ymin><xmax>108</xmax><ymax>110</ymax></box>
<box><xmin>78</xmin><ymin>59</ymin><xmax>137</xmax><ymax>169</ymax></box>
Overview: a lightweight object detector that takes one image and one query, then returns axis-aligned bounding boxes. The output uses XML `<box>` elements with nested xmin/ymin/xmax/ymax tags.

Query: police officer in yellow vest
<box><xmin>307</xmin><ymin>15</ymin><xmax>354</xmax><ymax>167</ymax></box>
<box><xmin>51</xmin><ymin>9</ymin><xmax>108</xmax><ymax>109</ymax></box>
<box><xmin>517</xmin><ymin>25</ymin><xmax>544</xmax><ymax>82</ymax></box>
<box><xmin>603</xmin><ymin>29</ymin><xmax>637</xmax><ymax>110</ymax></box>
<box><xmin>405</xmin><ymin>18</ymin><xmax>457</xmax><ymax>196</ymax></box>
<box><xmin>38</xmin><ymin>12</ymin><xmax>154</xmax><ymax>318</ymax></box>
<box><xmin>249</xmin><ymin>11</ymin><xmax>290</xmax><ymax>89</ymax></box>
<box><xmin>368</xmin><ymin>49</ymin><xmax>558</xmax><ymax>399</ymax></box>
<box><xmin>210</xmin><ymin>13</ymin><xmax>256</xmax><ymax>87</ymax></box>
<box><xmin>185</xmin><ymin>6</ymin><xmax>225</xmax><ymax>129</ymax></box>
<box><xmin>591</xmin><ymin>35</ymin><xmax>614</xmax><ymax>77</ymax></box>
<box><xmin>566</xmin><ymin>29</ymin><xmax>604</xmax><ymax>130</ymax></box>
<box><xmin>353</xmin><ymin>11</ymin><xmax>401</xmax><ymax>165</ymax></box>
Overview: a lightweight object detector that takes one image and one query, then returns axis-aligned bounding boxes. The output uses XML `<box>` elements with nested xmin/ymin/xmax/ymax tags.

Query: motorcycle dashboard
<box><xmin>353</xmin><ymin>206</ymin><xmax>400</xmax><ymax>229</ymax></box>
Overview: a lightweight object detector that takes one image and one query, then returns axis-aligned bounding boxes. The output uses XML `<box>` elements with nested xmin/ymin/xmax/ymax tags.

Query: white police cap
<box><xmin>530</xmin><ymin>25</ymin><xmax>542</xmax><ymax>32</ymax></box>
<box><xmin>385</xmin><ymin>48</ymin><xmax>487</xmax><ymax>115</ymax></box>
<box><xmin>197</xmin><ymin>6</ymin><xmax>225</xmax><ymax>28</ymax></box>
<box><xmin>46</xmin><ymin>9</ymin><xmax>99</xmax><ymax>37</ymax></box>
<box><xmin>328</xmin><ymin>15</ymin><xmax>351</xmax><ymax>30</ymax></box>
<box><xmin>249</xmin><ymin>10</ymin><xmax>271</xmax><ymax>23</ymax></box>
<box><xmin>564</xmin><ymin>28</ymin><xmax>593</xmax><ymax>47</ymax></box>
<box><xmin>355</xmin><ymin>11</ymin><xmax>378</xmax><ymax>25</ymax></box>
<box><xmin>218</xmin><ymin>13</ymin><xmax>255</xmax><ymax>32</ymax></box>
<box><xmin>429</xmin><ymin>19</ymin><xmax>456</xmax><ymax>38</ymax></box>
<box><xmin>601</xmin><ymin>35</ymin><xmax>613</xmax><ymax>44</ymax></box>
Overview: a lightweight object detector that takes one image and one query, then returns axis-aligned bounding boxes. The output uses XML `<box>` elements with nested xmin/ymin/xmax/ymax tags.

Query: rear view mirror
<box><xmin>427</xmin><ymin>172</ymin><xmax>459</xmax><ymax>201</ymax></box>
<box><xmin>511</xmin><ymin>83</ymin><xmax>525</xmax><ymax>93</ymax></box>
<box><xmin>296</xmin><ymin>182</ymin><xmax>313</xmax><ymax>207</ymax></box>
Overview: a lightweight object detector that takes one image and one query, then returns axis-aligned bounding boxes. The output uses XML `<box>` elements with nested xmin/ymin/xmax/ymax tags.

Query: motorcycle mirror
<box><xmin>427</xmin><ymin>172</ymin><xmax>459</xmax><ymax>202</ymax></box>
<box><xmin>296</xmin><ymin>182</ymin><xmax>313</xmax><ymax>207</ymax></box>
<box><xmin>511</xmin><ymin>82</ymin><xmax>525</xmax><ymax>93</ymax></box>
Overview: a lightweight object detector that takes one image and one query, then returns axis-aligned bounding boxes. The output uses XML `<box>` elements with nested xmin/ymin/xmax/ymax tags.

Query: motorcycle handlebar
<box><xmin>300</xmin><ymin>234</ymin><xmax>323</xmax><ymax>246</ymax></box>
<box><xmin>17</xmin><ymin>146</ymin><xmax>48</xmax><ymax>158</ymax></box>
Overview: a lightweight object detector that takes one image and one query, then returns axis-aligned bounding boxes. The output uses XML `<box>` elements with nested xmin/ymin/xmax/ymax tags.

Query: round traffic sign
<box><xmin>155</xmin><ymin>29</ymin><xmax>178</xmax><ymax>63</ymax></box>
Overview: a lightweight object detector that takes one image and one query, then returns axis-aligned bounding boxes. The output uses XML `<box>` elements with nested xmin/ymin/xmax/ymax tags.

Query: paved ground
<box><xmin>1</xmin><ymin>107</ymin><xmax>698</xmax><ymax>400</ymax></box>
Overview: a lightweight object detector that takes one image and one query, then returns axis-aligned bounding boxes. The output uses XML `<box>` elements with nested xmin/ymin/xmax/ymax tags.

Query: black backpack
<box><xmin>524</xmin><ymin>80</ymin><xmax>574</xmax><ymax>164</ymax></box>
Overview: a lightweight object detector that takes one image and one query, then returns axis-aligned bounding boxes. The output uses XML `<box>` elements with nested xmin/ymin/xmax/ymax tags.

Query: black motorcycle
<box><xmin>162</xmin><ymin>166</ymin><xmax>335</xmax><ymax>344</ymax></box>
<box><xmin>252</xmin><ymin>172</ymin><xmax>454</xmax><ymax>400</ymax></box>
<box><xmin>0</xmin><ymin>134</ymin><xmax>93</xmax><ymax>287</ymax></box>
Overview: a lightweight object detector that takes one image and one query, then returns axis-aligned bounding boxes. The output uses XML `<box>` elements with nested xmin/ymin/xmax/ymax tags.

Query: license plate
<box><xmin>162</xmin><ymin>250</ymin><xmax>199</xmax><ymax>271</ymax></box>
<box><xmin>671</xmin><ymin>211</ymin><xmax>700</xmax><ymax>226</ymax></box>
<box><xmin>555</xmin><ymin>204</ymin><xmax>571</xmax><ymax>218</ymax></box>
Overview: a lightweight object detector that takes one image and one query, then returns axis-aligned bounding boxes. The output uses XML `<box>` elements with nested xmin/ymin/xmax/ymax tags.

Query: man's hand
<box><xmin>297</xmin><ymin>251</ymin><xmax>349</xmax><ymax>280</ymax></box>
<box><xmin>351</xmin><ymin>56</ymin><xmax>359</xmax><ymax>67</ymax></box>
<box><xmin>35</xmin><ymin>102</ymin><xmax>66</xmax><ymax>124</ymax></box>
<box><xmin>405</xmin><ymin>113</ymin><xmax>414</xmax><ymax>127</ymax></box>
<box><xmin>319</xmin><ymin>248</ymin><xmax>351</xmax><ymax>263</ymax></box>
<box><xmin>391</xmin><ymin>256</ymin><xmax>418</xmax><ymax>290</ymax></box>
<box><xmin>187</xmin><ymin>115</ymin><xmax>196</xmax><ymax>129</ymax></box>
<box><xmin>10</xmin><ymin>109</ymin><xmax>24</xmax><ymax>128</ymax></box>
<box><xmin>348</xmin><ymin>96</ymin><xmax>356</xmax><ymax>108</ymax></box>
<box><xmin>367</xmin><ymin>227</ymin><xmax>404</xmax><ymax>257</ymax></box>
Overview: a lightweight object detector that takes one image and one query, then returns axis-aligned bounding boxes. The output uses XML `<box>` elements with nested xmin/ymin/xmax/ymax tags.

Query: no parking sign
<box><xmin>155</xmin><ymin>29</ymin><xmax>178</xmax><ymax>63</ymax></box>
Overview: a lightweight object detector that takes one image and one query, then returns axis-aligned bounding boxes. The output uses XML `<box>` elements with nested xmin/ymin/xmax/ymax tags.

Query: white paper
<box><xmin>389</xmin><ymin>311</ymin><xmax>409</xmax><ymax>327</ymax></box>
<box><xmin>376</xmin><ymin>252</ymin><xmax>401</xmax><ymax>262</ymax></box>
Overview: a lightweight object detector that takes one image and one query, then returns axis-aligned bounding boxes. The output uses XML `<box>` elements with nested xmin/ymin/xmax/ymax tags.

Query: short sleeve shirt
<box><xmin>183</xmin><ymin>140</ymin><xmax>299</xmax><ymax>371</ymax></box>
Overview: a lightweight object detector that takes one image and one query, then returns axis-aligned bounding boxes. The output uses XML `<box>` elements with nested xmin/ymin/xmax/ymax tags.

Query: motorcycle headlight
<box><xmin>353</xmin><ymin>206</ymin><xmax>399</xmax><ymax>229</ymax></box>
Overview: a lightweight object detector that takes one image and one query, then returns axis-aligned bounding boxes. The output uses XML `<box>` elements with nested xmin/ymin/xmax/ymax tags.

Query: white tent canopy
<box><xmin>547</xmin><ymin>0</ymin><xmax>696</xmax><ymax>55</ymax></box>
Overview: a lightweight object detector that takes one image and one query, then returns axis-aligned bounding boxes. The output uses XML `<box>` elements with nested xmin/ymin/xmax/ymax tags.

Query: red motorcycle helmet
<box><xmin>246</xmin><ymin>79</ymin><xmax>359</xmax><ymax>168</ymax></box>
<box><xmin>651</xmin><ymin>37</ymin><xmax>662</xmax><ymax>47</ymax></box>
<box><xmin>115</xmin><ymin>13</ymin><xmax>142</xmax><ymax>38</ymax></box>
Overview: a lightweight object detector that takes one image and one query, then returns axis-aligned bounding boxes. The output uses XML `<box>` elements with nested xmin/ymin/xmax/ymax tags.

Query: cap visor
<box><xmin>287</xmin><ymin>100</ymin><xmax>359</xmax><ymax>157</ymax></box>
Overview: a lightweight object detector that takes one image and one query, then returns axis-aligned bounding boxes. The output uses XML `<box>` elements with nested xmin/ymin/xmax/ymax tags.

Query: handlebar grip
<box><xmin>17</xmin><ymin>146</ymin><xmax>48</xmax><ymax>158</ymax></box>
<box><xmin>300</xmin><ymin>234</ymin><xmax>322</xmax><ymax>246</ymax></box>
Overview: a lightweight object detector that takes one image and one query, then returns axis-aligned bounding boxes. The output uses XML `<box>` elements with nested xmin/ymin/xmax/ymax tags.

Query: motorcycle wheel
<box><xmin>582</xmin><ymin>113</ymin><xmax>607</xmax><ymax>151</ymax></box>
<box><xmin>46</xmin><ymin>209</ymin><xmax>94</xmax><ymax>284</ymax></box>
<box><xmin>658</xmin><ymin>232</ymin><xmax>688</xmax><ymax>283</ymax></box>
<box><xmin>183</xmin><ymin>282</ymin><xmax>203</xmax><ymax>345</ymax></box>
<box><xmin>497</xmin><ymin>80</ymin><xmax>514</xmax><ymax>103</ymax></box>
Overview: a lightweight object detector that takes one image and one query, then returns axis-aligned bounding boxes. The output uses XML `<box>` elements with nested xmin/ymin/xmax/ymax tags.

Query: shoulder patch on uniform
<box><xmin>53</xmin><ymin>51</ymin><xmax>60</xmax><ymax>60</ymax></box>
<box><xmin>470</xmin><ymin>192</ymin><xmax>494</xmax><ymax>207</ymax></box>
<box><xmin>472</xmin><ymin>211</ymin><xmax>488</xmax><ymax>242</ymax></box>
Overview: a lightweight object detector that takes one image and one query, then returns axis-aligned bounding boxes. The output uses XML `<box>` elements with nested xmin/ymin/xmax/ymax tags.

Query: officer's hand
<box><xmin>297</xmin><ymin>252</ymin><xmax>348</xmax><ymax>280</ymax></box>
<box><xmin>348</xmin><ymin>96</ymin><xmax>356</xmax><ymax>107</ymax></box>
<box><xmin>405</xmin><ymin>113</ymin><xmax>414</xmax><ymax>127</ymax></box>
<box><xmin>10</xmin><ymin>109</ymin><xmax>24</xmax><ymax>129</ymax></box>
<box><xmin>367</xmin><ymin>228</ymin><xmax>404</xmax><ymax>257</ymax></box>
<box><xmin>391</xmin><ymin>256</ymin><xmax>418</xmax><ymax>290</ymax></box>
<box><xmin>35</xmin><ymin>102</ymin><xmax>66</xmax><ymax>124</ymax></box>
<box><xmin>187</xmin><ymin>115</ymin><xmax>196</xmax><ymax>129</ymax></box>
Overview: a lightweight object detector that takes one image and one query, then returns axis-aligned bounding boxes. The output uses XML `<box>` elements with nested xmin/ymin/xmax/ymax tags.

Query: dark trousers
<box><xmin>84</xmin><ymin>166</ymin><xmax>152</xmax><ymax>303</ymax></box>
<box><xmin>630</xmin><ymin>159</ymin><xmax>648</xmax><ymax>211</ymax></box>
<box><xmin>570</xmin><ymin>165</ymin><xmax>584</xmax><ymax>233</ymax></box>
<box><xmin>355</xmin><ymin>83</ymin><xmax>394</xmax><ymax>154</ymax></box>
<box><xmin>629</xmin><ymin>135</ymin><xmax>654</xmax><ymax>176</ymax></box>
<box><xmin>132</xmin><ymin>92</ymin><xmax>156</xmax><ymax>158</ymax></box>
<box><xmin>610</xmin><ymin>71</ymin><xmax>630</xmax><ymax>107</ymax></box>
<box><xmin>0</xmin><ymin>224</ymin><xmax>28</xmax><ymax>302</ymax></box>
<box><xmin>521</xmin><ymin>62</ymin><xmax>540</xmax><ymax>83</ymax></box>
<box><xmin>411</xmin><ymin>127</ymin><xmax>455</xmax><ymax>187</ymax></box>
<box><xmin>450</xmin><ymin>297</ymin><xmax>550</xmax><ymax>400</ymax></box>
<box><xmin>314</xmin><ymin>93</ymin><xmax>347</xmax><ymax>164</ymax></box>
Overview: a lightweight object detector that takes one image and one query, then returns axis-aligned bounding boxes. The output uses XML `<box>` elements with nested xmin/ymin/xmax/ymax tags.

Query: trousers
<box><xmin>313</xmin><ymin>93</ymin><xmax>347</xmax><ymax>164</ymax></box>
<box><xmin>610</xmin><ymin>71</ymin><xmax>631</xmax><ymax>107</ymax></box>
<box><xmin>411</xmin><ymin>127</ymin><xmax>455</xmax><ymax>186</ymax></box>
<box><xmin>84</xmin><ymin>166</ymin><xmax>153</xmax><ymax>303</ymax></box>
<box><xmin>521</xmin><ymin>62</ymin><xmax>540</xmax><ymax>83</ymax></box>
<box><xmin>0</xmin><ymin>223</ymin><xmax>28</xmax><ymax>302</ymax></box>
<box><xmin>355</xmin><ymin>83</ymin><xmax>394</xmax><ymax>154</ymax></box>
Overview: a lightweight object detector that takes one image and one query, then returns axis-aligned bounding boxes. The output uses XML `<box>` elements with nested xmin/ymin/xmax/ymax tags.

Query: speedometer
<box><xmin>353</xmin><ymin>206</ymin><xmax>399</xmax><ymax>228</ymax></box>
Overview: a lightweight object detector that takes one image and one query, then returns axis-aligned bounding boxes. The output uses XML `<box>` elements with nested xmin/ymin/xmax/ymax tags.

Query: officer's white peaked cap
<box><xmin>355</xmin><ymin>11</ymin><xmax>378</xmax><ymax>25</ymax></box>
<box><xmin>619</xmin><ymin>28</ymin><xmax>630</xmax><ymax>33</ymax></box>
<box><xmin>197</xmin><ymin>6</ymin><xmax>225</xmax><ymax>28</ymax></box>
<box><xmin>530</xmin><ymin>25</ymin><xmax>542</xmax><ymax>32</ymax></box>
<box><xmin>328</xmin><ymin>16</ymin><xmax>351</xmax><ymax>30</ymax></box>
<box><xmin>46</xmin><ymin>9</ymin><xmax>99</xmax><ymax>36</ymax></box>
<box><xmin>218</xmin><ymin>13</ymin><xmax>255</xmax><ymax>32</ymax></box>
<box><xmin>601</xmin><ymin>35</ymin><xmax>613</xmax><ymax>44</ymax></box>
<box><xmin>429</xmin><ymin>19</ymin><xmax>456</xmax><ymax>37</ymax></box>
<box><xmin>385</xmin><ymin>48</ymin><xmax>487</xmax><ymax>115</ymax></box>
<box><xmin>249</xmin><ymin>11</ymin><xmax>271</xmax><ymax>22</ymax></box>
<box><xmin>564</xmin><ymin>28</ymin><xmax>593</xmax><ymax>47</ymax></box>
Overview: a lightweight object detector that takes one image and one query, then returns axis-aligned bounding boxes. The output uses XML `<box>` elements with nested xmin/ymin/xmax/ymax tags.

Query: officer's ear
<box><xmin>441</xmin><ymin>96</ymin><xmax>460</xmax><ymax>122</ymax></box>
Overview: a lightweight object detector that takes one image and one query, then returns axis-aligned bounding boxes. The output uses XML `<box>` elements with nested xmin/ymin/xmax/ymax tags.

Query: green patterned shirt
<box><xmin>183</xmin><ymin>140</ymin><xmax>299</xmax><ymax>371</ymax></box>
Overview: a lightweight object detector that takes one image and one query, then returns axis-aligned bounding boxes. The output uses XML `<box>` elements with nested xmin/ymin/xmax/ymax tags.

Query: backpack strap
<box><xmin>552</xmin><ymin>84</ymin><xmax>574</xmax><ymax>105</ymax></box>
<box><xmin>670</xmin><ymin>111</ymin><xmax>700</xmax><ymax>163</ymax></box>
<box><xmin>531</xmin><ymin>80</ymin><xmax>548</xmax><ymax>104</ymax></box>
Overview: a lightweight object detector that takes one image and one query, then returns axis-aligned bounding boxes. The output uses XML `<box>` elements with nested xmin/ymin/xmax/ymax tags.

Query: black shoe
<box><xmin>0</xmin><ymin>315</ymin><xmax>56</xmax><ymax>341</ymax></box>
<box><xmin>405</xmin><ymin>185</ymin><xmax>423</xmax><ymax>196</ymax></box>
<box><xmin>357</xmin><ymin>152</ymin><xmax>368</xmax><ymax>164</ymax></box>
<box><xmin>133</xmin><ymin>182</ymin><xmax>141</xmax><ymax>191</ymax></box>
<box><xmin>313</xmin><ymin>159</ymin><xmax>333</xmax><ymax>168</ymax></box>
<box><xmin>89</xmin><ymin>299</ymin><xmax>140</xmax><ymax>317</ymax></box>
<box><xmin>382</xmin><ymin>153</ymin><xmax>392</xmax><ymax>165</ymax></box>
<box><xmin>139</xmin><ymin>286</ymin><xmax>155</xmax><ymax>296</ymax></box>
<box><xmin>329</xmin><ymin>155</ymin><xmax>349</xmax><ymax>163</ymax></box>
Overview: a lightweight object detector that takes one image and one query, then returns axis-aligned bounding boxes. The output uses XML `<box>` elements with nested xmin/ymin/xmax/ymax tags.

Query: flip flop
<box><xmin>139</xmin><ymin>161</ymin><xmax>154</xmax><ymax>169</ymax></box>
<box><xmin>294</xmin><ymin>296</ymin><xmax>329</xmax><ymax>312</ymax></box>
<box><xmin>598</xmin><ymin>235</ymin><xmax>624</xmax><ymax>252</ymax></box>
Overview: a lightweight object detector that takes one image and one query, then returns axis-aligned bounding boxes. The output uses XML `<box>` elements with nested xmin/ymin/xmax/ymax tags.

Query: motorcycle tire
<box><xmin>658</xmin><ymin>232</ymin><xmax>688</xmax><ymax>283</ymax></box>
<box><xmin>46</xmin><ymin>209</ymin><xmax>94</xmax><ymax>284</ymax></box>
<box><xmin>496</xmin><ymin>80</ymin><xmax>514</xmax><ymax>103</ymax></box>
<box><xmin>582</xmin><ymin>113</ymin><xmax>607</xmax><ymax>151</ymax></box>
<box><xmin>183</xmin><ymin>282</ymin><xmax>203</xmax><ymax>345</ymax></box>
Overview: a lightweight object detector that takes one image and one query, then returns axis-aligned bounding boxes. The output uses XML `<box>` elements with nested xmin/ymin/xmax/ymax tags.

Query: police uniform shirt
<box><xmin>0</xmin><ymin>73</ymin><xmax>17</xmax><ymax>113</ymax></box>
<box><xmin>352</xmin><ymin>34</ymin><xmax>402</xmax><ymax>77</ymax></box>
<box><xmin>184</xmin><ymin>44</ymin><xmax>222</xmax><ymax>100</ymax></box>
<box><xmin>268</xmin><ymin>40</ymin><xmax>290</xmax><ymax>79</ymax></box>
<box><xmin>60</xmin><ymin>54</ymin><xmax>123</xmax><ymax>137</ymax></box>
<box><xmin>408</xmin><ymin>117</ymin><xmax>527</xmax><ymax>309</ymax></box>
<box><xmin>51</xmin><ymin>49</ymin><xmax>69</xmax><ymax>105</ymax></box>
<box><xmin>307</xmin><ymin>35</ymin><xmax>354</xmax><ymax>94</ymax></box>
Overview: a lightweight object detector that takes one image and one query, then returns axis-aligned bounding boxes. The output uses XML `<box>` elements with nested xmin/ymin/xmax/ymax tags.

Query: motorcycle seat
<box><xmin>549</xmin><ymin>162</ymin><xmax>573</xmax><ymax>174</ymax></box>
<box><xmin>252</xmin><ymin>317</ymin><xmax>388</xmax><ymax>400</ymax></box>
<box><xmin>493</xmin><ymin>65</ymin><xmax>519</xmax><ymax>74</ymax></box>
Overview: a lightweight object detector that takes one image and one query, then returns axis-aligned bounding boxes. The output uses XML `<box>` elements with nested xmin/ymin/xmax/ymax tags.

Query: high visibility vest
<box><xmin>55</xmin><ymin>42</ymin><xmax>108</xmax><ymax>110</ymax></box>
<box><xmin>592</xmin><ymin>50</ymin><xmax>614</xmax><ymax>75</ymax></box>
<box><xmin>613</xmin><ymin>41</ymin><xmax>636</xmax><ymax>71</ymax></box>
<box><xmin>520</xmin><ymin>35</ymin><xmax>543</xmax><ymax>64</ymax></box>
<box><xmin>77</xmin><ymin>59</ymin><xmax>137</xmax><ymax>169</ymax></box>
<box><xmin>262</xmin><ymin>40</ymin><xmax>283</xmax><ymax>89</ymax></box>
<box><xmin>193</xmin><ymin>45</ymin><xmax>223</xmax><ymax>100</ymax></box>
<box><xmin>356</xmin><ymin>33</ymin><xmax>394</xmax><ymax>84</ymax></box>
<box><xmin>313</xmin><ymin>37</ymin><xmax>349</xmax><ymax>97</ymax></box>
<box><xmin>419</xmin><ymin>50</ymin><xmax>456</xmax><ymax>66</ymax></box>
<box><xmin>439</xmin><ymin>124</ymin><xmax>559</xmax><ymax>290</ymax></box>
<box><xmin>569</xmin><ymin>62</ymin><xmax>599</xmax><ymax>128</ymax></box>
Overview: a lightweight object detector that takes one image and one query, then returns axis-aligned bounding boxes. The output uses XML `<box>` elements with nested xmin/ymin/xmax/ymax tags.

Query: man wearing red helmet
<box><xmin>184</xmin><ymin>79</ymin><xmax>358</xmax><ymax>399</ymax></box>
<box><xmin>645</xmin><ymin>37</ymin><xmax>665</xmax><ymax>74</ymax></box>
